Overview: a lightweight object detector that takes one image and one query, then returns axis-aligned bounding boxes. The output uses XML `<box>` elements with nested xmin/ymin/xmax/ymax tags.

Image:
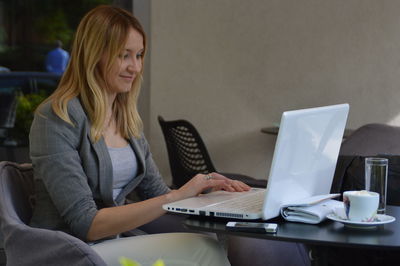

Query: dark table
<box><xmin>183</xmin><ymin>205</ymin><xmax>400</xmax><ymax>265</ymax></box>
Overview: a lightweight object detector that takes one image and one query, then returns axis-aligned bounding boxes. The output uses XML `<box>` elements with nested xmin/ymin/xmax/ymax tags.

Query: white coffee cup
<box><xmin>343</xmin><ymin>190</ymin><xmax>379</xmax><ymax>222</ymax></box>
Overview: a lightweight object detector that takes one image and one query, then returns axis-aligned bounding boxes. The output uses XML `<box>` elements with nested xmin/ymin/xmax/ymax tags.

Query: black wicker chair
<box><xmin>158</xmin><ymin>116</ymin><xmax>267</xmax><ymax>188</ymax></box>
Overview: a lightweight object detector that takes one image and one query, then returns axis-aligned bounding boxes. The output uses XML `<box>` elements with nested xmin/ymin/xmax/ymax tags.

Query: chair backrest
<box><xmin>158</xmin><ymin>116</ymin><xmax>216</xmax><ymax>188</ymax></box>
<box><xmin>339</xmin><ymin>123</ymin><xmax>400</xmax><ymax>156</ymax></box>
<box><xmin>0</xmin><ymin>161</ymin><xmax>33</xmax><ymax>265</ymax></box>
<box><xmin>0</xmin><ymin>161</ymin><xmax>34</xmax><ymax>227</ymax></box>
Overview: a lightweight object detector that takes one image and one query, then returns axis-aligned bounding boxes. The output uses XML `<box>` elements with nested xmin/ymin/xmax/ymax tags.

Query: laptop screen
<box><xmin>262</xmin><ymin>103</ymin><xmax>349</xmax><ymax>219</ymax></box>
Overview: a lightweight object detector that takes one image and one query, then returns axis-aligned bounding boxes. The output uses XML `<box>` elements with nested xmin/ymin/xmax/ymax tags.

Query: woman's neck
<box><xmin>103</xmin><ymin>92</ymin><xmax>128</xmax><ymax>148</ymax></box>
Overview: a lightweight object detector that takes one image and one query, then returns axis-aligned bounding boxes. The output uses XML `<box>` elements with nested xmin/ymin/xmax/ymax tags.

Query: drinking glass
<box><xmin>365</xmin><ymin>157</ymin><xmax>388</xmax><ymax>214</ymax></box>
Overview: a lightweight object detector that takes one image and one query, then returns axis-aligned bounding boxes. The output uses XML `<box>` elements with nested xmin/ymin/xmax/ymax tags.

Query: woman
<box><xmin>29</xmin><ymin>5</ymin><xmax>249</xmax><ymax>265</ymax></box>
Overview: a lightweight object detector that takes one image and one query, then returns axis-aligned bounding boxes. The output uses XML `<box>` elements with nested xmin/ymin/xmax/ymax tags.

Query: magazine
<box><xmin>280</xmin><ymin>194</ymin><xmax>343</xmax><ymax>224</ymax></box>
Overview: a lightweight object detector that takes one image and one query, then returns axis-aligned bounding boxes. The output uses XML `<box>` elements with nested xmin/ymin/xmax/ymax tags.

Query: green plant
<box><xmin>12</xmin><ymin>91</ymin><xmax>47</xmax><ymax>144</ymax></box>
<box><xmin>119</xmin><ymin>257</ymin><xmax>165</xmax><ymax>266</ymax></box>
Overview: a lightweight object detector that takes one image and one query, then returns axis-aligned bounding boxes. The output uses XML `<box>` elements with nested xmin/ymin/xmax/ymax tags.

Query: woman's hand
<box><xmin>170</xmin><ymin>173</ymin><xmax>251</xmax><ymax>202</ymax></box>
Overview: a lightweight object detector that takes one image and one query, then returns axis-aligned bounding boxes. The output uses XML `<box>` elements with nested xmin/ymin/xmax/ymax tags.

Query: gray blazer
<box><xmin>29</xmin><ymin>97</ymin><xmax>170</xmax><ymax>241</ymax></box>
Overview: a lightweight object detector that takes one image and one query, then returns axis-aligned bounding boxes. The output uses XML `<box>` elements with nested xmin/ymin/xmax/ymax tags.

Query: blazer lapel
<box><xmin>74</xmin><ymin>97</ymin><xmax>114</xmax><ymax>206</ymax></box>
<box><xmin>92</xmin><ymin>137</ymin><xmax>114</xmax><ymax>206</ymax></box>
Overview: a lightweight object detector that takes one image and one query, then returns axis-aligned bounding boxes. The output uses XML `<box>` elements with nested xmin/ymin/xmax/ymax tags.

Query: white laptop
<box><xmin>163</xmin><ymin>103</ymin><xmax>349</xmax><ymax>220</ymax></box>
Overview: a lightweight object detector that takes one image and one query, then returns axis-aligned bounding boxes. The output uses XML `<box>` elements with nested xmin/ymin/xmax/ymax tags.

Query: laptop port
<box><xmin>199</xmin><ymin>211</ymin><xmax>206</xmax><ymax>216</ymax></box>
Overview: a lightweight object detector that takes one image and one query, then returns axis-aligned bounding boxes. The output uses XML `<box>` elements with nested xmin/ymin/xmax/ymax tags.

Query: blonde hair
<box><xmin>42</xmin><ymin>5</ymin><xmax>146</xmax><ymax>142</ymax></box>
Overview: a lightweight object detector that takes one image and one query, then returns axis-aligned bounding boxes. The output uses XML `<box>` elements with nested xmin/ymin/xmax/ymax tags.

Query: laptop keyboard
<box><xmin>207</xmin><ymin>190</ymin><xmax>265</xmax><ymax>213</ymax></box>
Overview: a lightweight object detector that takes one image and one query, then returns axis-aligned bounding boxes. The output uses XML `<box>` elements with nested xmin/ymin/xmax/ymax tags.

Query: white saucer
<box><xmin>327</xmin><ymin>212</ymin><xmax>396</xmax><ymax>229</ymax></box>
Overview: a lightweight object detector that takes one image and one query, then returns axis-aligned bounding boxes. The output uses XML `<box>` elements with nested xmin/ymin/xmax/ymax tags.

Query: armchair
<box><xmin>331</xmin><ymin>123</ymin><xmax>400</xmax><ymax>205</ymax></box>
<box><xmin>0</xmin><ymin>161</ymin><xmax>106</xmax><ymax>266</ymax></box>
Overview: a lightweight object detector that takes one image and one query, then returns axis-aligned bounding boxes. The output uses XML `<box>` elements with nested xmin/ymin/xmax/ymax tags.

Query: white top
<box><xmin>108</xmin><ymin>144</ymin><xmax>138</xmax><ymax>200</ymax></box>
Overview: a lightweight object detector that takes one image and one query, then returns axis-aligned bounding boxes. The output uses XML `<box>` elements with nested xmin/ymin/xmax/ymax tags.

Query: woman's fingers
<box><xmin>207</xmin><ymin>179</ymin><xmax>230</xmax><ymax>192</ymax></box>
<box><xmin>206</xmin><ymin>177</ymin><xmax>250</xmax><ymax>192</ymax></box>
<box><xmin>207</xmin><ymin>173</ymin><xmax>251</xmax><ymax>192</ymax></box>
<box><xmin>177</xmin><ymin>173</ymin><xmax>252</xmax><ymax>201</ymax></box>
<box><xmin>230</xmin><ymin>180</ymin><xmax>245</xmax><ymax>192</ymax></box>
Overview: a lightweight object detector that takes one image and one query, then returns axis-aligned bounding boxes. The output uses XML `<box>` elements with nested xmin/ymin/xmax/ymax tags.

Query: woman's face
<box><xmin>100</xmin><ymin>28</ymin><xmax>144</xmax><ymax>97</ymax></box>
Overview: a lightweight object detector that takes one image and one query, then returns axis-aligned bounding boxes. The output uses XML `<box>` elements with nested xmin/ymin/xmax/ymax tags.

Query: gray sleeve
<box><xmin>29</xmin><ymin>103</ymin><xmax>98</xmax><ymax>240</ymax></box>
<box><xmin>136</xmin><ymin>135</ymin><xmax>171</xmax><ymax>199</ymax></box>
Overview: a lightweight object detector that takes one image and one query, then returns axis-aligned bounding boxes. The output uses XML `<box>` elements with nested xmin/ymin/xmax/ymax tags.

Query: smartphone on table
<box><xmin>226</xmin><ymin>222</ymin><xmax>278</xmax><ymax>233</ymax></box>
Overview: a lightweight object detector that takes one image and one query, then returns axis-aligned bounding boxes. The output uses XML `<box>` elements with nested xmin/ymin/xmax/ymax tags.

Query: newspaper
<box><xmin>280</xmin><ymin>194</ymin><xmax>342</xmax><ymax>224</ymax></box>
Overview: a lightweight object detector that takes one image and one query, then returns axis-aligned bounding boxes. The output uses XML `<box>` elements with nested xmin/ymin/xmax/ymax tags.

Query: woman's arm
<box><xmin>32</xmin><ymin>101</ymin><xmax>249</xmax><ymax>241</ymax></box>
<box><xmin>87</xmin><ymin>173</ymin><xmax>249</xmax><ymax>241</ymax></box>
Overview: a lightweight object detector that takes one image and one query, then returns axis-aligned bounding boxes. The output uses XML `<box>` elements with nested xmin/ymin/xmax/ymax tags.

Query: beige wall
<box><xmin>136</xmin><ymin>0</ymin><xmax>400</xmax><ymax>185</ymax></box>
